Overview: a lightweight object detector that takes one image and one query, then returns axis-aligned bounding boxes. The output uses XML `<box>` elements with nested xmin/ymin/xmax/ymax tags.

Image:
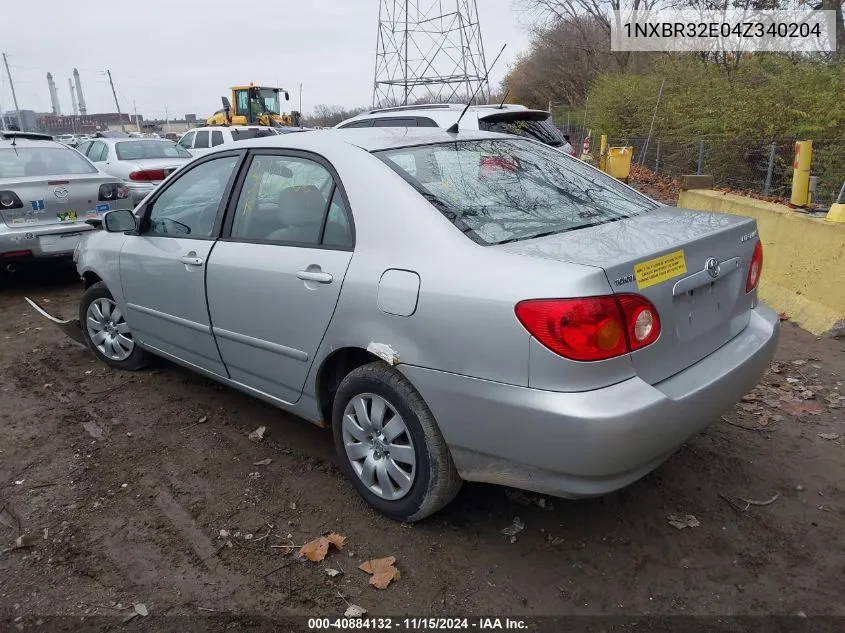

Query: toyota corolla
<box><xmin>27</xmin><ymin>128</ymin><xmax>778</xmax><ymax>521</ymax></box>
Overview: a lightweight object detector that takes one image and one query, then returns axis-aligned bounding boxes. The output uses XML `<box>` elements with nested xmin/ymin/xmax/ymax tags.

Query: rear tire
<box><xmin>332</xmin><ymin>362</ymin><xmax>462</xmax><ymax>522</ymax></box>
<box><xmin>79</xmin><ymin>282</ymin><xmax>152</xmax><ymax>371</ymax></box>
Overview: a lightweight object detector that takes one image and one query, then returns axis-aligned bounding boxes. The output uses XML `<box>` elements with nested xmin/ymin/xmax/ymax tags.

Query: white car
<box><xmin>335</xmin><ymin>103</ymin><xmax>567</xmax><ymax>148</ymax></box>
<box><xmin>177</xmin><ymin>126</ymin><xmax>283</xmax><ymax>158</ymax></box>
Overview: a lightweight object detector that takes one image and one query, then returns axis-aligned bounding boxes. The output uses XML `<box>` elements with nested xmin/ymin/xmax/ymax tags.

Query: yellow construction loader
<box><xmin>207</xmin><ymin>84</ymin><xmax>301</xmax><ymax>127</ymax></box>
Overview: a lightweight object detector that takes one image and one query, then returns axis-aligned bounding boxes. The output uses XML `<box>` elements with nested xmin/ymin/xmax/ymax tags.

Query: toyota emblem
<box><xmin>705</xmin><ymin>257</ymin><xmax>721</xmax><ymax>279</ymax></box>
<box><xmin>53</xmin><ymin>187</ymin><xmax>69</xmax><ymax>200</ymax></box>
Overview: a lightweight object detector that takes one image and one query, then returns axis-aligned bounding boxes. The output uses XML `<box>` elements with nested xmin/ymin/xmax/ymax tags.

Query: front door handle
<box><xmin>180</xmin><ymin>255</ymin><xmax>204</xmax><ymax>266</ymax></box>
<box><xmin>296</xmin><ymin>270</ymin><xmax>333</xmax><ymax>284</ymax></box>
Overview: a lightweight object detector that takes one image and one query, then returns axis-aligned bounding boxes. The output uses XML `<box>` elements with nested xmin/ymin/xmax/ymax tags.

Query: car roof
<box><xmin>225</xmin><ymin>127</ymin><xmax>521</xmax><ymax>154</ymax></box>
<box><xmin>335</xmin><ymin>103</ymin><xmax>547</xmax><ymax>128</ymax></box>
<box><xmin>0</xmin><ymin>137</ymin><xmax>66</xmax><ymax>149</ymax></box>
<box><xmin>97</xmin><ymin>137</ymin><xmax>175</xmax><ymax>145</ymax></box>
<box><xmin>188</xmin><ymin>125</ymin><xmax>279</xmax><ymax>133</ymax></box>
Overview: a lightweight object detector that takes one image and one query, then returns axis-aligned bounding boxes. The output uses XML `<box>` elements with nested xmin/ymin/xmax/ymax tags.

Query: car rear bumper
<box><xmin>400</xmin><ymin>303</ymin><xmax>780</xmax><ymax>498</ymax></box>
<box><xmin>0</xmin><ymin>224</ymin><xmax>95</xmax><ymax>259</ymax></box>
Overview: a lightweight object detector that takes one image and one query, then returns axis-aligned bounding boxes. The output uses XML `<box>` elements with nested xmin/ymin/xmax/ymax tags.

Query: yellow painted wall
<box><xmin>677</xmin><ymin>189</ymin><xmax>845</xmax><ymax>335</ymax></box>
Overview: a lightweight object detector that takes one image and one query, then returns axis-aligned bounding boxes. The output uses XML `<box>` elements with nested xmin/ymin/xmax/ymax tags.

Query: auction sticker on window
<box><xmin>634</xmin><ymin>250</ymin><xmax>687</xmax><ymax>290</ymax></box>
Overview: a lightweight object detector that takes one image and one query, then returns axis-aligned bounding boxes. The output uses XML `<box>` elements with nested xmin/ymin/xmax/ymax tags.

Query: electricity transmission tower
<box><xmin>373</xmin><ymin>0</ymin><xmax>490</xmax><ymax>108</ymax></box>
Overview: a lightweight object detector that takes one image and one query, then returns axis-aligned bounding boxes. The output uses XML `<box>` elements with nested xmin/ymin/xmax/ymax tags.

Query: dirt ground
<box><xmin>1</xmin><ymin>263</ymin><xmax>844</xmax><ymax>625</ymax></box>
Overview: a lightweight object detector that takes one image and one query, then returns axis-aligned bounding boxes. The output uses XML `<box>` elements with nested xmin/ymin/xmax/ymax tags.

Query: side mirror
<box><xmin>222</xmin><ymin>96</ymin><xmax>231</xmax><ymax>112</ymax></box>
<box><xmin>103</xmin><ymin>208</ymin><xmax>137</xmax><ymax>233</ymax></box>
<box><xmin>284</xmin><ymin>91</ymin><xmax>290</xmax><ymax>101</ymax></box>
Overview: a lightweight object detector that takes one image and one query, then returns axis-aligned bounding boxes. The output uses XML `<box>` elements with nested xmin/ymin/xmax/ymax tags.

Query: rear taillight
<box><xmin>515</xmin><ymin>294</ymin><xmax>661</xmax><ymax>362</ymax></box>
<box><xmin>1</xmin><ymin>250</ymin><xmax>32</xmax><ymax>258</ymax></box>
<box><xmin>98</xmin><ymin>183</ymin><xmax>130</xmax><ymax>201</ymax></box>
<box><xmin>0</xmin><ymin>190</ymin><xmax>23</xmax><ymax>209</ymax></box>
<box><xmin>129</xmin><ymin>169</ymin><xmax>167</xmax><ymax>182</ymax></box>
<box><xmin>746</xmin><ymin>240</ymin><xmax>763</xmax><ymax>293</ymax></box>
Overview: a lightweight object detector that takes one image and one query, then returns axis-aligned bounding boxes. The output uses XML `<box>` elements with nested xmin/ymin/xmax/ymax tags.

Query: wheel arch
<box><xmin>315</xmin><ymin>346</ymin><xmax>379</xmax><ymax>424</ymax></box>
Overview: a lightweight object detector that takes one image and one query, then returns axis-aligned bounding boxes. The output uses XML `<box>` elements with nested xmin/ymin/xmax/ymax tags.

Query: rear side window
<box><xmin>416</xmin><ymin>117</ymin><xmax>438</xmax><ymax>127</ymax></box>
<box><xmin>193</xmin><ymin>131</ymin><xmax>210</xmax><ymax>149</ymax></box>
<box><xmin>87</xmin><ymin>142</ymin><xmax>108</xmax><ymax>162</ymax></box>
<box><xmin>211</xmin><ymin>130</ymin><xmax>224</xmax><ymax>146</ymax></box>
<box><xmin>479</xmin><ymin>117</ymin><xmax>565</xmax><ymax>147</ymax></box>
<box><xmin>372</xmin><ymin>117</ymin><xmax>417</xmax><ymax>127</ymax></box>
<box><xmin>0</xmin><ymin>147</ymin><xmax>98</xmax><ymax>178</ymax></box>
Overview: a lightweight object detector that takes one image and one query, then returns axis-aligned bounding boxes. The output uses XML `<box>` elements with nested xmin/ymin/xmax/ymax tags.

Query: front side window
<box><xmin>376</xmin><ymin>139</ymin><xmax>657</xmax><ymax>245</ymax></box>
<box><xmin>0</xmin><ymin>147</ymin><xmax>98</xmax><ymax>179</ymax></box>
<box><xmin>193</xmin><ymin>130</ymin><xmax>210</xmax><ymax>149</ymax></box>
<box><xmin>146</xmin><ymin>156</ymin><xmax>239</xmax><ymax>238</ymax></box>
<box><xmin>230</xmin><ymin>155</ymin><xmax>349</xmax><ymax>246</ymax></box>
<box><xmin>211</xmin><ymin>130</ymin><xmax>224</xmax><ymax>147</ymax></box>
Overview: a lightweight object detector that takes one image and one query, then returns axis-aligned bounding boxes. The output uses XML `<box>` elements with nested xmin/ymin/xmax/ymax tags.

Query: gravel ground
<box><xmin>1</xmin><ymin>264</ymin><xmax>844</xmax><ymax>626</ymax></box>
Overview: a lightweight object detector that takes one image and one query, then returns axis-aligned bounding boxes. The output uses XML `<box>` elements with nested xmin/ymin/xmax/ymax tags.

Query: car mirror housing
<box><xmin>103</xmin><ymin>208</ymin><xmax>137</xmax><ymax>233</ymax></box>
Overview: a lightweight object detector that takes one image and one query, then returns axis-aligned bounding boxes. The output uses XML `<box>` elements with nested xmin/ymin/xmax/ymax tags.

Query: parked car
<box><xmin>33</xmin><ymin>128</ymin><xmax>778</xmax><ymax>521</ymax></box>
<box><xmin>76</xmin><ymin>137</ymin><xmax>193</xmax><ymax>204</ymax></box>
<box><xmin>177</xmin><ymin>125</ymin><xmax>309</xmax><ymax>158</ymax></box>
<box><xmin>0</xmin><ymin>131</ymin><xmax>130</xmax><ymax>271</ymax></box>
<box><xmin>55</xmin><ymin>134</ymin><xmax>78</xmax><ymax>147</ymax></box>
<box><xmin>335</xmin><ymin>103</ymin><xmax>567</xmax><ymax>147</ymax></box>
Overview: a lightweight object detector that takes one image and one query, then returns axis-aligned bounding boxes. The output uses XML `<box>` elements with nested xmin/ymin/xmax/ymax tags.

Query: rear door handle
<box><xmin>180</xmin><ymin>255</ymin><xmax>204</xmax><ymax>266</ymax></box>
<box><xmin>296</xmin><ymin>270</ymin><xmax>333</xmax><ymax>284</ymax></box>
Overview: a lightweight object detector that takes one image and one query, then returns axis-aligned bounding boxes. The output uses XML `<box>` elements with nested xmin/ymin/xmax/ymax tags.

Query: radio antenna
<box><xmin>447</xmin><ymin>43</ymin><xmax>507</xmax><ymax>134</ymax></box>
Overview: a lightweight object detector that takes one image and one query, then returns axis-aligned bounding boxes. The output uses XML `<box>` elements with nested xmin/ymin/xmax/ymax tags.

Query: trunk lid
<box><xmin>1</xmin><ymin>174</ymin><xmax>115</xmax><ymax>227</ymax></box>
<box><xmin>122</xmin><ymin>158</ymin><xmax>187</xmax><ymax>184</ymax></box>
<box><xmin>497</xmin><ymin>207</ymin><xmax>760</xmax><ymax>384</ymax></box>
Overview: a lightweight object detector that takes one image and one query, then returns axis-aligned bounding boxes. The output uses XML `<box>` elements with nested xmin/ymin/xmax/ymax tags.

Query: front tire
<box><xmin>79</xmin><ymin>282</ymin><xmax>151</xmax><ymax>371</ymax></box>
<box><xmin>332</xmin><ymin>362</ymin><xmax>462</xmax><ymax>521</ymax></box>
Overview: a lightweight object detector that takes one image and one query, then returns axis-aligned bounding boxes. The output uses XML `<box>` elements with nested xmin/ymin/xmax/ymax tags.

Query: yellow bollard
<box><xmin>599</xmin><ymin>135</ymin><xmax>608</xmax><ymax>173</ymax></box>
<box><xmin>790</xmin><ymin>140</ymin><xmax>812</xmax><ymax>207</ymax></box>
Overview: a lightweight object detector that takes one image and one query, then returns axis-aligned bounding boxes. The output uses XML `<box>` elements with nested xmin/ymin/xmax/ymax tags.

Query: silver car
<box><xmin>0</xmin><ymin>132</ymin><xmax>131</xmax><ymax>272</ymax></box>
<box><xmin>30</xmin><ymin>128</ymin><xmax>778</xmax><ymax>521</ymax></box>
<box><xmin>75</xmin><ymin>137</ymin><xmax>193</xmax><ymax>205</ymax></box>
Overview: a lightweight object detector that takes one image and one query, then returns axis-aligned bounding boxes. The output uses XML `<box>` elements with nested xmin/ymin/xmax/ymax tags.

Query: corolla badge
<box><xmin>53</xmin><ymin>187</ymin><xmax>69</xmax><ymax>200</ymax></box>
<box><xmin>705</xmin><ymin>256</ymin><xmax>721</xmax><ymax>279</ymax></box>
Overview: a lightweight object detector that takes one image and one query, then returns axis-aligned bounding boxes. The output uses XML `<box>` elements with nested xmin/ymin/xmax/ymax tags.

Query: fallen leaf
<box><xmin>799</xmin><ymin>390</ymin><xmax>815</xmax><ymax>400</ymax></box>
<box><xmin>500</xmin><ymin>517</ymin><xmax>525</xmax><ymax>537</ymax></box>
<box><xmin>253</xmin><ymin>458</ymin><xmax>272</xmax><ymax>466</ymax></box>
<box><xmin>779</xmin><ymin>398</ymin><xmax>824</xmax><ymax>416</ymax></box>
<box><xmin>770</xmin><ymin>362</ymin><xmax>784</xmax><ymax>374</ymax></box>
<box><xmin>134</xmin><ymin>603</ymin><xmax>148</xmax><ymax>617</ymax></box>
<box><xmin>82</xmin><ymin>420</ymin><xmax>104</xmax><ymax>440</ymax></box>
<box><xmin>667</xmin><ymin>514</ymin><xmax>699</xmax><ymax>530</ymax></box>
<box><xmin>818</xmin><ymin>433</ymin><xmax>840</xmax><ymax>441</ymax></box>
<box><xmin>778</xmin><ymin>312</ymin><xmax>789</xmax><ymax>321</ymax></box>
<box><xmin>359</xmin><ymin>556</ymin><xmax>401</xmax><ymax>589</ymax></box>
<box><xmin>326</xmin><ymin>568</ymin><xmax>342</xmax><ymax>577</ymax></box>
<box><xmin>197</xmin><ymin>415</ymin><xmax>208</xmax><ymax>424</ymax></box>
<box><xmin>741</xmin><ymin>394</ymin><xmax>759</xmax><ymax>402</ymax></box>
<box><xmin>248</xmin><ymin>426</ymin><xmax>266</xmax><ymax>442</ymax></box>
<box><xmin>786</xmin><ymin>377</ymin><xmax>801</xmax><ymax>384</ymax></box>
<box><xmin>793</xmin><ymin>360</ymin><xmax>807</xmax><ymax>366</ymax></box>
<box><xmin>299</xmin><ymin>533</ymin><xmax>346</xmax><ymax>562</ymax></box>
<box><xmin>344</xmin><ymin>604</ymin><xmax>368</xmax><ymax>618</ymax></box>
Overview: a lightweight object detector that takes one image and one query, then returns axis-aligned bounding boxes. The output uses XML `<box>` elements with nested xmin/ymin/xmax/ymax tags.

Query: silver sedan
<box><xmin>0</xmin><ymin>132</ymin><xmax>132</xmax><ymax>272</ymax></box>
<box><xmin>29</xmin><ymin>128</ymin><xmax>778</xmax><ymax>521</ymax></box>
<box><xmin>75</xmin><ymin>137</ymin><xmax>193</xmax><ymax>205</ymax></box>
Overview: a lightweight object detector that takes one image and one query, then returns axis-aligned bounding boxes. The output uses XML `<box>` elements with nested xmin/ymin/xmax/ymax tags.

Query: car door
<box><xmin>205</xmin><ymin>150</ymin><xmax>355</xmax><ymax>403</ymax></box>
<box><xmin>87</xmin><ymin>141</ymin><xmax>108</xmax><ymax>165</ymax></box>
<box><xmin>118</xmin><ymin>152</ymin><xmax>244</xmax><ymax>376</ymax></box>
<box><xmin>190</xmin><ymin>130</ymin><xmax>211</xmax><ymax>157</ymax></box>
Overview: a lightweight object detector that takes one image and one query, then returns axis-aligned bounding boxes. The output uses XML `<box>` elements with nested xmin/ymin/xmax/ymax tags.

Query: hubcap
<box><xmin>85</xmin><ymin>298</ymin><xmax>134</xmax><ymax>361</ymax></box>
<box><xmin>342</xmin><ymin>393</ymin><xmax>416</xmax><ymax>501</ymax></box>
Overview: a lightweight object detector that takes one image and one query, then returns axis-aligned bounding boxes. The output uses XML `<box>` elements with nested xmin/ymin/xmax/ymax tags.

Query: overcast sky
<box><xmin>1</xmin><ymin>0</ymin><xmax>531</xmax><ymax>121</ymax></box>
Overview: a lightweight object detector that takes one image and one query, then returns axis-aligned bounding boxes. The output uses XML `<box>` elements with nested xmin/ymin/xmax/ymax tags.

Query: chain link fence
<box><xmin>606</xmin><ymin>135</ymin><xmax>845</xmax><ymax>207</ymax></box>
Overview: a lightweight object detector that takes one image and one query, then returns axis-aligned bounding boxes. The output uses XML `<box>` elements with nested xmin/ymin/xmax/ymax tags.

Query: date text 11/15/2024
<box><xmin>308</xmin><ymin>617</ymin><xmax>528</xmax><ymax>630</ymax></box>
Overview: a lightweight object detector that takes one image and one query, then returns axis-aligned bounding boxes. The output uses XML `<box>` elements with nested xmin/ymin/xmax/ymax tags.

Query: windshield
<box><xmin>257</xmin><ymin>89</ymin><xmax>281</xmax><ymax>115</ymax></box>
<box><xmin>116</xmin><ymin>140</ymin><xmax>192</xmax><ymax>160</ymax></box>
<box><xmin>479</xmin><ymin>117</ymin><xmax>566</xmax><ymax>147</ymax></box>
<box><xmin>376</xmin><ymin>139</ymin><xmax>657</xmax><ymax>245</ymax></box>
<box><xmin>231</xmin><ymin>128</ymin><xmax>277</xmax><ymax>141</ymax></box>
<box><xmin>0</xmin><ymin>147</ymin><xmax>98</xmax><ymax>179</ymax></box>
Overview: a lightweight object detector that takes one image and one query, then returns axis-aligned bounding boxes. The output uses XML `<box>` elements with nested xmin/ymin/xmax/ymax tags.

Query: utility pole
<box><xmin>2</xmin><ymin>53</ymin><xmax>22</xmax><ymax>130</ymax></box>
<box><xmin>164</xmin><ymin>105</ymin><xmax>169</xmax><ymax>134</ymax></box>
<box><xmin>134</xmin><ymin>100</ymin><xmax>141</xmax><ymax>133</ymax></box>
<box><xmin>299</xmin><ymin>83</ymin><xmax>302</xmax><ymax>115</ymax></box>
<box><xmin>105</xmin><ymin>69</ymin><xmax>126</xmax><ymax>133</ymax></box>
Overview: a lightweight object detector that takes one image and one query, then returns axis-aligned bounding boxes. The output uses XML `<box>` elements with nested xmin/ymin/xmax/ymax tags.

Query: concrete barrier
<box><xmin>677</xmin><ymin>189</ymin><xmax>845</xmax><ymax>336</ymax></box>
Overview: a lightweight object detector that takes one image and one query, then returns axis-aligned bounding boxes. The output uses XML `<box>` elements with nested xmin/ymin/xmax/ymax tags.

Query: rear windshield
<box><xmin>376</xmin><ymin>139</ymin><xmax>657</xmax><ymax>245</ymax></box>
<box><xmin>479</xmin><ymin>117</ymin><xmax>566</xmax><ymax>147</ymax></box>
<box><xmin>231</xmin><ymin>129</ymin><xmax>277</xmax><ymax>141</ymax></box>
<box><xmin>0</xmin><ymin>147</ymin><xmax>97</xmax><ymax>179</ymax></box>
<box><xmin>116</xmin><ymin>140</ymin><xmax>192</xmax><ymax>160</ymax></box>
